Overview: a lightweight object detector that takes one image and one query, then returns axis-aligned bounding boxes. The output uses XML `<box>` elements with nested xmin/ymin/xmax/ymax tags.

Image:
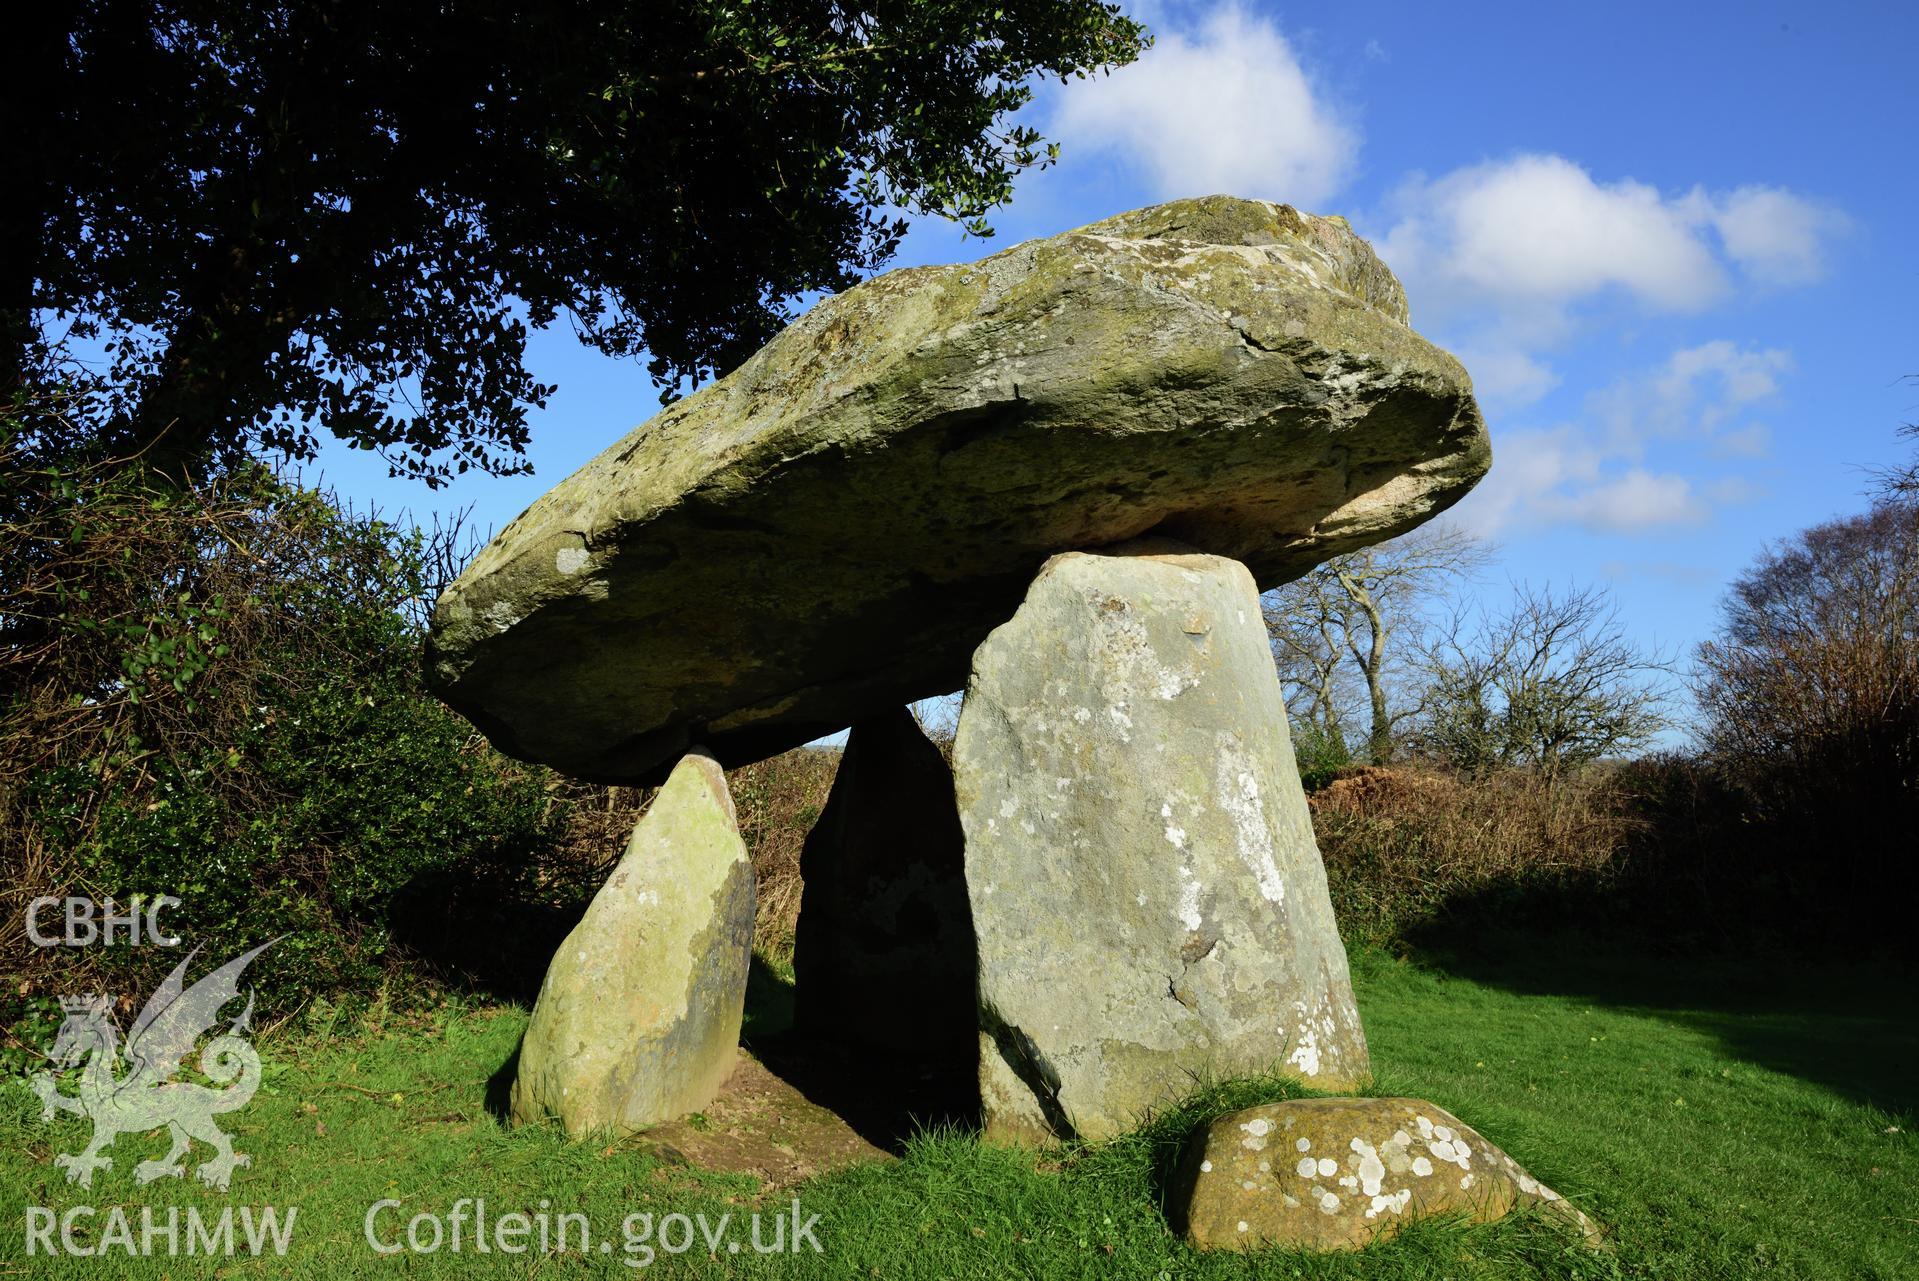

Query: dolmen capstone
<box><xmin>427</xmin><ymin>195</ymin><xmax>1486</xmax><ymax>784</ymax></box>
<box><xmin>427</xmin><ymin>197</ymin><xmax>1492</xmax><ymax>1165</ymax></box>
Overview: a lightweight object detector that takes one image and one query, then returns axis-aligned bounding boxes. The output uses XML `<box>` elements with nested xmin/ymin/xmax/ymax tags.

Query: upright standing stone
<box><xmin>510</xmin><ymin>749</ymin><xmax>755</xmax><ymax>1135</ymax></box>
<box><xmin>956</xmin><ymin>544</ymin><xmax>1370</xmax><ymax>1144</ymax></box>
<box><xmin>792</xmin><ymin>708</ymin><xmax>976</xmax><ymax>1056</ymax></box>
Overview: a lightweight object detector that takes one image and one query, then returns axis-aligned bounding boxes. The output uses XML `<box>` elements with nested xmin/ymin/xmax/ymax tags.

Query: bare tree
<box><xmin>1882</xmin><ymin>423</ymin><xmax>1919</xmax><ymax>500</ymax></box>
<box><xmin>1264</xmin><ymin>567</ymin><xmax>1360</xmax><ymax>755</ymax></box>
<box><xmin>1873</xmin><ymin>375</ymin><xmax>1919</xmax><ymax>500</ymax></box>
<box><xmin>1415</xmin><ymin>582</ymin><xmax>1674</xmax><ymax>782</ymax></box>
<box><xmin>1264</xmin><ymin>523</ymin><xmax>1492</xmax><ymax>763</ymax></box>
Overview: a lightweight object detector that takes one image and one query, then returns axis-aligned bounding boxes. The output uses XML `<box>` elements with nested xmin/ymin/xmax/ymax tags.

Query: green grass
<box><xmin>3</xmin><ymin>944</ymin><xmax>1912</xmax><ymax>1279</ymax></box>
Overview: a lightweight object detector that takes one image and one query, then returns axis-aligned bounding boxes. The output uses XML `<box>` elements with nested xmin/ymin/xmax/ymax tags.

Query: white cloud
<box><xmin>1455</xmin><ymin>426</ymin><xmax>1599</xmax><ymax>535</ymax></box>
<box><xmin>1457</xmin><ymin>340</ymin><xmax>1788</xmax><ymax>537</ymax></box>
<box><xmin>1658</xmin><ymin>339</ymin><xmax>1788</xmax><ymax>409</ymax></box>
<box><xmin>1595</xmin><ymin>339</ymin><xmax>1791</xmax><ymax>447</ymax></box>
<box><xmin>1462</xmin><ymin>429</ymin><xmax>1705</xmax><ymax>536</ymax></box>
<box><xmin>1685</xmin><ymin>185</ymin><xmax>1850</xmax><ymax>286</ymax></box>
<box><xmin>1702</xmin><ymin>475</ymin><xmax>1765</xmax><ymax>505</ymax></box>
<box><xmin>1452</xmin><ymin>342</ymin><xmax>1562</xmax><ymax>411</ymax></box>
<box><xmin>1380</xmin><ymin>155</ymin><xmax>1728</xmax><ymax>312</ymax></box>
<box><xmin>1374</xmin><ymin>157</ymin><xmax>1842</xmax><ymax>399</ymax></box>
<box><xmin>1536</xmin><ymin>470</ymin><xmax>1707</xmax><ymax>532</ymax></box>
<box><xmin>1050</xmin><ymin>4</ymin><xmax>1356</xmax><ymax>206</ymax></box>
<box><xmin>1710</xmin><ymin>422</ymin><xmax>1772</xmax><ymax>459</ymax></box>
<box><xmin>1381</xmin><ymin>157</ymin><xmax>1845</xmax><ymax>314</ymax></box>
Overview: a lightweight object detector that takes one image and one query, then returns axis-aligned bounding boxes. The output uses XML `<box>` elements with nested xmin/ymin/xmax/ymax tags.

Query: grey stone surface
<box><xmin>427</xmin><ymin>196</ymin><xmax>1488</xmax><ymax>783</ymax></box>
<box><xmin>1172</xmin><ymin>1097</ymin><xmax>1602</xmax><ymax>1251</ymax></box>
<box><xmin>956</xmin><ymin>545</ymin><xmax>1371</xmax><ymax>1144</ymax></box>
<box><xmin>509</xmin><ymin>750</ymin><xmax>754</xmax><ymax>1135</ymax></box>
<box><xmin>791</xmin><ymin>708</ymin><xmax>976</xmax><ymax>1057</ymax></box>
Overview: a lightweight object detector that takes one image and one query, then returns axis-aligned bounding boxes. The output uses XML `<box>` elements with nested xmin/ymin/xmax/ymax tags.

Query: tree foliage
<box><xmin>4</xmin><ymin>0</ymin><xmax>1147</xmax><ymax>483</ymax></box>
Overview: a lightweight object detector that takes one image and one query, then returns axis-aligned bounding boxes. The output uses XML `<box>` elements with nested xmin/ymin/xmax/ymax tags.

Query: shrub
<box><xmin>467</xmin><ymin>746</ymin><xmax>842</xmax><ymax>994</ymax></box>
<box><xmin>728</xmin><ymin>748</ymin><xmax>840</xmax><ymax>965</ymax></box>
<box><xmin>1309</xmin><ymin>764</ymin><xmax>1633</xmax><ymax>947</ymax></box>
<box><xmin>1291</xmin><ymin>721</ymin><xmax>1353</xmax><ymax>792</ymax></box>
<box><xmin>1306</xmin><ymin>751</ymin><xmax>1911</xmax><ymax>957</ymax></box>
<box><xmin>2</xmin><ymin>397</ymin><xmax>559</xmax><ymax>1022</ymax></box>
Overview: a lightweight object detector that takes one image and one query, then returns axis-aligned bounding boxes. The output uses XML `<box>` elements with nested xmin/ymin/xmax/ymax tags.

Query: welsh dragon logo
<box><xmin>28</xmin><ymin>941</ymin><xmax>276</xmax><ymax>1191</ymax></box>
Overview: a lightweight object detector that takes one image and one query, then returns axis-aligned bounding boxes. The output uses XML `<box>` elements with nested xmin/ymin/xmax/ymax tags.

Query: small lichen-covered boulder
<box><xmin>956</xmin><ymin>543</ymin><xmax>1370</xmax><ymax>1144</ymax></box>
<box><xmin>791</xmin><ymin>706</ymin><xmax>976</xmax><ymax>1057</ymax></box>
<box><xmin>1171</xmin><ymin>1097</ymin><xmax>1602</xmax><ymax>1251</ymax></box>
<box><xmin>509</xmin><ymin>750</ymin><xmax>755</xmax><ymax>1135</ymax></box>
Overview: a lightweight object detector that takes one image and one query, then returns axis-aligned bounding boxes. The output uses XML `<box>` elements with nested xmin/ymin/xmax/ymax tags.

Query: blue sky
<box><xmin>321</xmin><ymin>0</ymin><xmax>1918</xmax><ymax>716</ymax></box>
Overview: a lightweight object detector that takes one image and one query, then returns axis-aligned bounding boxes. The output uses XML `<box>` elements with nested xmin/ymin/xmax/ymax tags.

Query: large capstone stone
<box><xmin>791</xmin><ymin>707</ymin><xmax>976</xmax><ymax>1057</ymax></box>
<box><xmin>1172</xmin><ymin>1097</ymin><xmax>1602</xmax><ymax>1251</ymax></box>
<box><xmin>509</xmin><ymin>750</ymin><xmax>754</xmax><ymax>1135</ymax></box>
<box><xmin>956</xmin><ymin>544</ymin><xmax>1370</xmax><ymax>1144</ymax></box>
<box><xmin>427</xmin><ymin>196</ymin><xmax>1488</xmax><ymax>783</ymax></box>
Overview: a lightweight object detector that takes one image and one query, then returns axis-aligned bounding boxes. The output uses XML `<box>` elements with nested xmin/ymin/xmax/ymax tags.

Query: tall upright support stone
<box><xmin>792</xmin><ymin>707</ymin><xmax>976</xmax><ymax>1056</ymax></box>
<box><xmin>510</xmin><ymin>749</ymin><xmax>755</xmax><ymax>1136</ymax></box>
<box><xmin>956</xmin><ymin>544</ymin><xmax>1370</xmax><ymax>1145</ymax></box>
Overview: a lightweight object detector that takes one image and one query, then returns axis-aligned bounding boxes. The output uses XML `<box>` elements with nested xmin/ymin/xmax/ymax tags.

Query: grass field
<box><xmin>3</xmin><ymin>940</ymin><xmax>1912</xmax><ymax>1279</ymax></box>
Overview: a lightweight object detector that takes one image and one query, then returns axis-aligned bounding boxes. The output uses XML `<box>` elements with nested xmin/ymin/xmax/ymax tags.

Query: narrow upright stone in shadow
<box><xmin>793</xmin><ymin>707</ymin><xmax>975</xmax><ymax>1057</ymax></box>
<box><xmin>956</xmin><ymin>543</ymin><xmax>1371</xmax><ymax>1145</ymax></box>
<box><xmin>510</xmin><ymin>749</ymin><xmax>755</xmax><ymax>1135</ymax></box>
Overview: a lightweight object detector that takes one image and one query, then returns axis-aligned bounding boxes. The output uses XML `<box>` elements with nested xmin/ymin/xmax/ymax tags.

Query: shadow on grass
<box><xmin>483</xmin><ymin>1045</ymin><xmax>519</xmax><ymax>1124</ymax></box>
<box><xmin>1396</xmin><ymin>892</ymin><xmax>1919</xmax><ymax>1115</ymax></box>
<box><xmin>740</xmin><ymin>954</ymin><xmax>982</xmax><ymax>1154</ymax></box>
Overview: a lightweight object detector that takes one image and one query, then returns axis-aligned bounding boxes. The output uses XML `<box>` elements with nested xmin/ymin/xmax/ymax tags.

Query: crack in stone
<box><xmin>1166</xmin><ymin>933</ymin><xmax>1218</xmax><ymax>1014</ymax></box>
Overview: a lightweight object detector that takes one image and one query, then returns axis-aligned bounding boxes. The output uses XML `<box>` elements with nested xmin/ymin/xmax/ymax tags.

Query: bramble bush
<box><xmin>1</xmin><ymin>392</ymin><xmax>561</xmax><ymax>1044</ymax></box>
<box><xmin>1308</xmin><ymin>746</ymin><xmax>1911</xmax><ymax>959</ymax></box>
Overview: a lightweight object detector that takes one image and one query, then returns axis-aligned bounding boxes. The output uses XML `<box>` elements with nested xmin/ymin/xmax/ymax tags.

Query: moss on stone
<box><xmin>428</xmin><ymin>197</ymin><xmax>1487</xmax><ymax>783</ymax></box>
